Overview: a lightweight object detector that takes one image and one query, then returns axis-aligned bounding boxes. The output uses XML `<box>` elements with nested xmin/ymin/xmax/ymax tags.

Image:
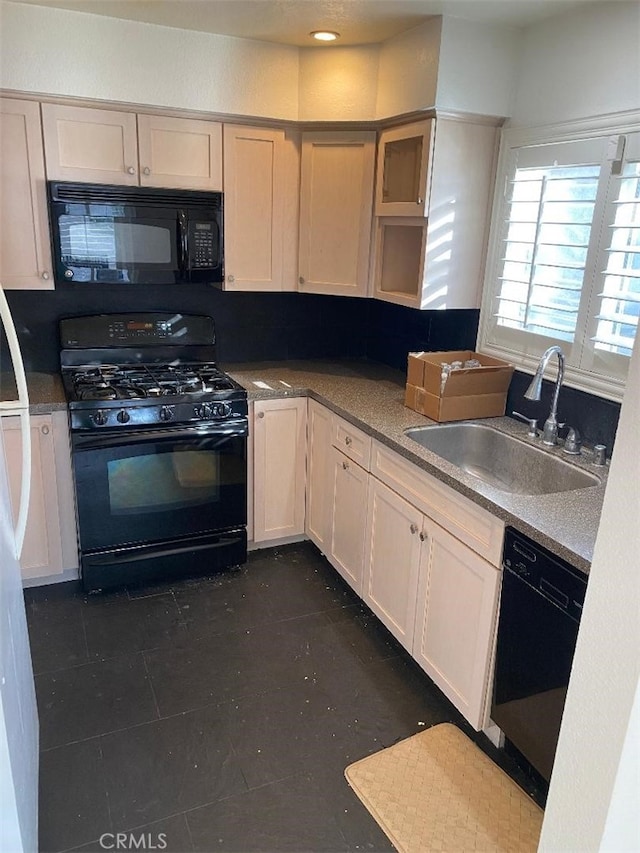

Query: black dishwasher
<box><xmin>492</xmin><ymin>527</ymin><xmax>587</xmax><ymax>784</ymax></box>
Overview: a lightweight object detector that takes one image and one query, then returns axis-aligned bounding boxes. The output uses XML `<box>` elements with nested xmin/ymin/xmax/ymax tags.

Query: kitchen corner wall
<box><xmin>4</xmin><ymin>287</ymin><xmax>620</xmax><ymax>449</ymax></box>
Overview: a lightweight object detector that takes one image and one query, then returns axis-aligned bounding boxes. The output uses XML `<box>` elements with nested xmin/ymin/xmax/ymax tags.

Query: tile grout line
<box><xmin>141</xmin><ymin>651</ymin><xmax>162</xmax><ymax>721</ymax></box>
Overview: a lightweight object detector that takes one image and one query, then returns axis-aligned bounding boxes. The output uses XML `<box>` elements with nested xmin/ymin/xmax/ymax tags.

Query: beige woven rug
<box><xmin>344</xmin><ymin>723</ymin><xmax>543</xmax><ymax>853</ymax></box>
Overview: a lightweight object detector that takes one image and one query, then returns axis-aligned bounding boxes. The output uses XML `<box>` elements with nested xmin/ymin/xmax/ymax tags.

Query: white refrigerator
<box><xmin>0</xmin><ymin>282</ymin><xmax>38</xmax><ymax>853</ymax></box>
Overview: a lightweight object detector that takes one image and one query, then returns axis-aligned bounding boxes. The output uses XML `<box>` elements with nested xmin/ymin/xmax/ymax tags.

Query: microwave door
<box><xmin>53</xmin><ymin>203</ymin><xmax>181</xmax><ymax>284</ymax></box>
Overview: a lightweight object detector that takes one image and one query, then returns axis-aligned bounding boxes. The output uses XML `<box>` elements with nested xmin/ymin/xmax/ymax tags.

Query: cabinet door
<box><xmin>413</xmin><ymin>521</ymin><xmax>500</xmax><ymax>730</ymax></box>
<box><xmin>374</xmin><ymin>120</ymin><xmax>434</xmax><ymax>217</ymax></box>
<box><xmin>329</xmin><ymin>447</ymin><xmax>368</xmax><ymax>595</ymax></box>
<box><xmin>2</xmin><ymin>415</ymin><xmax>64</xmax><ymax>580</ymax></box>
<box><xmin>42</xmin><ymin>103</ymin><xmax>139</xmax><ymax>185</ymax></box>
<box><xmin>138</xmin><ymin>114</ymin><xmax>222</xmax><ymax>190</ymax></box>
<box><xmin>0</xmin><ymin>99</ymin><xmax>53</xmax><ymax>290</ymax></box>
<box><xmin>298</xmin><ymin>131</ymin><xmax>375</xmax><ymax>297</ymax></box>
<box><xmin>253</xmin><ymin>398</ymin><xmax>307</xmax><ymax>542</ymax></box>
<box><xmin>305</xmin><ymin>400</ymin><xmax>332</xmax><ymax>552</ymax></box>
<box><xmin>363</xmin><ymin>478</ymin><xmax>423</xmax><ymax>651</ymax></box>
<box><xmin>223</xmin><ymin>125</ymin><xmax>287</xmax><ymax>290</ymax></box>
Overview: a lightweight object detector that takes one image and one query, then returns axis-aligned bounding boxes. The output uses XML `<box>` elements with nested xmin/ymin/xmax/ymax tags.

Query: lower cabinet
<box><xmin>413</xmin><ymin>522</ymin><xmax>501</xmax><ymax>729</ymax></box>
<box><xmin>328</xmin><ymin>446</ymin><xmax>368</xmax><ymax>595</ymax></box>
<box><xmin>363</xmin><ymin>477</ymin><xmax>423</xmax><ymax>651</ymax></box>
<box><xmin>305</xmin><ymin>399</ymin><xmax>333</xmax><ymax>552</ymax></box>
<box><xmin>2</xmin><ymin>411</ymin><xmax>78</xmax><ymax>581</ymax></box>
<box><xmin>252</xmin><ymin>397</ymin><xmax>307</xmax><ymax>542</ymax></box>
<box><xmin>363</xmin><ymin>476</ymin><xmax>501</xmax><ymax>728</ymax></box>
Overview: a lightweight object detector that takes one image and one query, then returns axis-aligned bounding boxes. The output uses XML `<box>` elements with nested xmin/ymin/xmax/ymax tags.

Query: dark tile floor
<box><xmin>25</xmin><ymin>542</ymin><xmax>544</xmax><ymax>853</ymax></box>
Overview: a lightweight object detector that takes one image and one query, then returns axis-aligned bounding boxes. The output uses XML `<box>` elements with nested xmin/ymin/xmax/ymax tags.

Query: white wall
<box><xmin>510</xmin><ymin>0</ymin><xmax>640</xmax><ymax>126</ymax></box>
<box><xmin>298</xmin><ymin>44</ymin><xmax>379</xmax><ymax>121</ymax></box>
<box><xmin>0</xmin><ymin>0</ymin><xmax>300</xmax><ymax>120</ymax></box>
<box><xmin>375</xmin><ymin>18</ymin><xmax>442</xmax><ymax>119</ymax></box>
<box><xmin>539</xmin><ymin>332</ymin><xmax>640</xmax><ymax>850</ymax></box>
<box><xmin>437</xmin><ymin>16</ymin><xmax>520</xmax><ymax>117</ymax></box>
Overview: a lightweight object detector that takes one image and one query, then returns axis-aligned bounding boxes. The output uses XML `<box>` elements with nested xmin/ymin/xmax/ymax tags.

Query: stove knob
<box><xmin>159</xmin><ymin>406</ymin><xmax>174</xmax><ymax>422</ymax></box>
<box><xmin>195</xmin><ymin>403</ymin><xmax>213</xmax><ymax>420</ymax></box>
<box><xmin>213</xmin><ymin>402</ymin><xmax>231</xmax><ymax>418</ymax></box>
<box><xmin>117</xmin><ymin>409</ymin><xmax>130</xmax><ymax>424</ymax></box>
<box><xmin>93</xmin><ymin>410</ymin><xmax>108</xmax><ymax>426</ymax></box>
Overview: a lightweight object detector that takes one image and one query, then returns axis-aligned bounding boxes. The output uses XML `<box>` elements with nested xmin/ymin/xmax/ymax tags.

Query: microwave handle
<box><xmin>178</xmin><ymin>210</ymin><xmax>188</xmax><ymax>273</ymax></box>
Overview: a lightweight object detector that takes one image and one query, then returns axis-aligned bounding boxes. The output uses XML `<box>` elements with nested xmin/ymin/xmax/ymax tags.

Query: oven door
<box><xmin>72</xmin><ymin>422</ymin><xmax>247</xmax><ymax>552</ymax></box>
<box><xmin>50</xmin><ymin>201</ymin><xmax>181</xmax><ymax>284</ymax></box>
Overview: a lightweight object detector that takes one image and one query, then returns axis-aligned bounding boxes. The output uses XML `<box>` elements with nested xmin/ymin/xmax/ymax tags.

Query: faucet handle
<box><xmin>563</xmin><ymin>426</ymin><xmax>582</xmax><ymax>455</ymax></box>
<box><xmin>512</xmin><ymin>411</ymin><xmax>538</xmax><ymax>438</ymax></box>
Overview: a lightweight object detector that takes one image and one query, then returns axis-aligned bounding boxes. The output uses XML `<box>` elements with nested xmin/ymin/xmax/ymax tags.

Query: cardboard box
<box><xmin>405</xmin><ymin>351</ymin><xmax>514</xmax><ymax>422</ymax></box>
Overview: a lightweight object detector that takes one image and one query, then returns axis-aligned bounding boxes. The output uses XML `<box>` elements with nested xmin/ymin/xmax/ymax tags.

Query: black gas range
<box><xmin>60</xmin><ymin>313</ymin><xmax>248</xmax><ymax>592</ymax></box>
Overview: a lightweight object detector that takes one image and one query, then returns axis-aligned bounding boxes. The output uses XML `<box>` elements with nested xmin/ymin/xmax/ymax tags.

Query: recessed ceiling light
<box><xmin>310</xmin><ymin>30</ymin><xmax>340</xmax><ymax>42</ymax></box>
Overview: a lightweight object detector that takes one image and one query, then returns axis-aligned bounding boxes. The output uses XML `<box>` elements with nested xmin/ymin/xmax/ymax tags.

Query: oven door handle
<box><xmin>73</xmin><ymin>422</ymin><xmax>248</xmax><ymax>451</ymax></box>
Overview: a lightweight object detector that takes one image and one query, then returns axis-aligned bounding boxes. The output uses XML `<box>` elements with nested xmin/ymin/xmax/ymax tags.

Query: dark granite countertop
<box><xmin>225</xmin><ymin>359</ymin><xmax>608</xmax><ymax>574</ymax></box>
<box><xmin>1</xmin><ymin>371</ymin><xmax>67</xmax><ymax>413</ymax></box>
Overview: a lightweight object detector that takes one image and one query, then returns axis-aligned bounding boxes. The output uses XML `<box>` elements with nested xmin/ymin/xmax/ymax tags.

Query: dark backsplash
<box><xmin>4</xmin><ymin>286</ymin><xmax>621</xmax><ymax>451</ymax></box>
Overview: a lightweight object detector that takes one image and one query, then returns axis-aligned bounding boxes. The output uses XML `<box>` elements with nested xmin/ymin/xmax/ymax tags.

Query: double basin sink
<box><xmin>404</xmin><ymin>422</ymin><xmax>600</xmax><ymax>496</ymax></box>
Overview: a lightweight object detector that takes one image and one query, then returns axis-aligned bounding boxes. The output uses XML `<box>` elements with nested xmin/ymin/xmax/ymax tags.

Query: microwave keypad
<box><xmin>192</xmin><ymin>223</ymin><xmax>215</xmax><ymax>268</ymax></box>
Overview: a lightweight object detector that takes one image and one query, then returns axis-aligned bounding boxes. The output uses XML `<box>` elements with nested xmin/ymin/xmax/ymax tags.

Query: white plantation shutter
<box><xmin>479</xmin><ymin>123</ymin><xmax>640</xmax><ymax>400</ymax></box>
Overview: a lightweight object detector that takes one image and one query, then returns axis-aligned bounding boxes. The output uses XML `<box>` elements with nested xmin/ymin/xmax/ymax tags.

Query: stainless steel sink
<box><xmin>404</xmin><ymin>422</ymin><xmax>600</xmax><ymax>496</ymax></box>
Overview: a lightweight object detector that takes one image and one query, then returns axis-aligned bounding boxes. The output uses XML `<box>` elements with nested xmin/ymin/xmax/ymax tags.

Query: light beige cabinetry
<box><xmin>305</xmin><ymin>399</ymin><xmax>333</xmax><ymax>552</ymax></box>
<box><xmin>363</xmin><ymin>477</ymin><xmax>423</xmax><ymax>649</ymax></box>
<box><xmin>413</xmin><ymin>521</ymin><xmax>501</xmax><ymax>728</ymax></box>
<box><xmin>223</xmin><ymin>124</ymin><xmax>299</xmax><ymax>291</ymax></box>
<box><xmin>375</xmin><ymin>120</ymin><xmax>434</xmax><ymax>217</ymax></box>
<box><xmin>298</xmin><ymin>131</ymin><xmax>375</xmax><ymax>298</ymax></box>
<box><xmin>0</xmin><ymin>98</ymin><xmax>53</xmax><ymax>290</ymax></box>
<box><xmin>328</xmin><ymin>445</ymin><xmax>369</xmax><ymax>594</ymax></box>
<box><xmin>42</xmin><ymin>104</ymin><xmax>222</xmax><ymax>190</ymax></box>
<box><xmin>374</xmin><ymin>117</ymin><xmax>499</xmax><ymax>310</ymax></box>
<box><xmin>365</xmin><ymin>439</ymin><xmax>503</xmax><ymax>729</ymax></box>
<box><xmin>2</xmin><ymin>412</ymin><xmax>78</xmax><ymax>582</ymax></box>
<box><xmin>252</xmin><ymin>397</ymin><xmax>307</xmax><ymax>542</ymax></box>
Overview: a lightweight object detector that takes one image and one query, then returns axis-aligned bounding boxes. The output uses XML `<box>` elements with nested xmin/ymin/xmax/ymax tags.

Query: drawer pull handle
<box><xmin>410</xmin><ymin>523</ymin><xmax>418</xmax><ymax>535</ymax></box>
<box><xmin>345</xmin><ymin>436</ymin><xmax>352</xmax><ymax>446</ymax></box>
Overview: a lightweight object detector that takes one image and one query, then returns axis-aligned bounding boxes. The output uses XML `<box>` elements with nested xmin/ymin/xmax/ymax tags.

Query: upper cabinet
<box><xmin>0</xmin><ymin>98</ymin><xmax>53</xmax><ymax>290</ymax></box>
<box><xmin>373</xmin><ymin>117</ymin><xmax>499</xmax><ymax>310</ymax></box>
<box><xmin>298</xmin><ymin>131</ymin><xmax>375</xmax><ymax>298</ymax></box>
<box><xmin>374</xmin><ymin>120</ymin><xmax>434</xmax><ymax>217</ymax></box>
<box><xmin>42</xmin><ymin>104</ymin><xmax>222</xmax><ymax>190</ymax></box>
<box><xmin>223</xmin><ymin>124</ymin><xmax>299</xmax><ymax>291</ymax></box>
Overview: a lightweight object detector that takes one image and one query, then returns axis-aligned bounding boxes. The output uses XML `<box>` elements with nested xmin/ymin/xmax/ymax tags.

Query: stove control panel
<box><xmin>70</xmin><ymin>399</ymin><xmax>247</xmax><ymax>431</ymax></box>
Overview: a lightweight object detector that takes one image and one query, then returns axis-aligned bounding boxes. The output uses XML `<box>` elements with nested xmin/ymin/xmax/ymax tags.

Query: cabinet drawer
<box><xmin>371</xmin><ymin>440</ymin><xmax>504</xmax><ymax>567</ymax></box>
<box><xmin>332</xmin><ymin>416</ymin><xmax>372</xmax><ymax>469</ymax></box>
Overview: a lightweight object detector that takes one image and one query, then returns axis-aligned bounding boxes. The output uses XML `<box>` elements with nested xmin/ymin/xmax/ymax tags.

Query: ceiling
<box><xmin>7</xmin><ymin>0</ymin><xmax>603</xmax><ymax>46</ymax></box>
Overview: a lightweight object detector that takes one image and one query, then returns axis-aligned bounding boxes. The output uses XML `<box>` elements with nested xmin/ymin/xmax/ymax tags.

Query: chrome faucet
<box><xmin>524</xmin><ymin>345</ymin><xmax>565</xmax><ymax>446</ymax></box>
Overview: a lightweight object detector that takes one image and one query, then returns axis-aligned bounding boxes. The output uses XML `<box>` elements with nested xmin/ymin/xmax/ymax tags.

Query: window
<box><xmin>478</xmin><ymin>118</ymin><xmax>640</xmax><ymax>401</ymax></box>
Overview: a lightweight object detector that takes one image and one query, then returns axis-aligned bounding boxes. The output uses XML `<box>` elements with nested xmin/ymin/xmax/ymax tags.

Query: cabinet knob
<box><xmin>257</xmin><ymin>411</ymin><xmax>265</xmax><ymax>419</ymax></box>
<box><xmin>342</xmin><ymin>461</ymin><xmax>349</xmax><ymax>471</ymax></box>
<box><xmin>227</xmin><ymin>274</ymin><xmax>235</xmax><ymax>283</ymax></box>
<box><xmin>41</xmin><ymin>424</ymin><xmax>50</xmax><ymax>436</ymax></box>
<box><xmin>417</xmin><ymin>197</ymin><xmax>423</xmax><ymax>205</ymax></box>
<box><xmin>410</xmin><ymin>523</ymin><xmax>418</xmax><ymax>535</ymax></box>
<box><xmin>345</xmin><ymin>436</ymin><xmax>352</xmax><ymax>446</ymax></box>
<box><xmin>299</xmin><ymin>276</ymin><xmax>305</xmax><ymax>285</ymax></box>
<box><xmin>41</xmin><ymin>271</ymin><xmax>50</xmax><ymax>280</ymax></box>
<box><xmin>143</xmin><ymin>167</ymin><xmax>151</xmax><ymax>176</ymax></box>
<box><xmin>127</xmin><ymin>166</ymin><xmax>135</xmax><ymax>175</ymax></box>
<box><xmin>419</xmin><ymin>531</ymin><xmax>426</xmax><ymax>542</ymax></box>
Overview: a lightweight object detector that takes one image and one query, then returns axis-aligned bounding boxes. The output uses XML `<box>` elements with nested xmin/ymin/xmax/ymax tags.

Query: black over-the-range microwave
<box><xmin>47</xmin><ymin>181</ymin><xmax>224</xmax><ymax>285</ymax></box>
